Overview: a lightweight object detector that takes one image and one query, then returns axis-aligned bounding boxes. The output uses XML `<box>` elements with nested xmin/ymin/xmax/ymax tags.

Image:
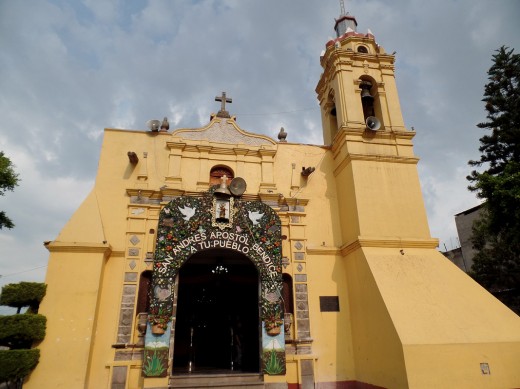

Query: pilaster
<box><xmin>259</xmin><ymin>147</ymin><xmax>277</xmax><ymax>194</ymax></box>
<box><xmin>195</xmin><ymin>143</ymin><xmax>212</xmax><ymax>191</ymax></box>
<box><xmin>165</xmin><ymin>140</ymin><xmax>186</xmax><ymax>189</ymax></box>
<box><xmin>135</xmin><ymin>152</ymin><xmax>149</xmax><ymax>189</ymax></box>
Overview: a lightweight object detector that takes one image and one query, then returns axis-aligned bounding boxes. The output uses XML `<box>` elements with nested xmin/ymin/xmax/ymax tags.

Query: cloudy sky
<box><xmin>1</xmin><ymin>0</ymin><xmax>519</xmax><ymax>306</ymax></box>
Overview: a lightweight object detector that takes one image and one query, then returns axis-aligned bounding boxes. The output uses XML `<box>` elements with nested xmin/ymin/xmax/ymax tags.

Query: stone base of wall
<box><xmin>288</xmin><ymin>381</ymin><xmax>386</xmax><ymax>389</ymax></box>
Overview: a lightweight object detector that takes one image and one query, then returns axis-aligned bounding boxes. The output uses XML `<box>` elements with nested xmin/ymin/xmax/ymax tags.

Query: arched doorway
<box><xmin>173</xmin><ymin>248</ymin><xmax>260</xmax><ymax>373</ymax></box>
<box><xmin>144</xmin><ymin>192</ymin><xmax>286</xmax><ymax>378</ymax></box>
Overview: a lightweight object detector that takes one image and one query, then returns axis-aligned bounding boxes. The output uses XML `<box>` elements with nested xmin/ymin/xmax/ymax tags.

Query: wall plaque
<box><xmin>319</xmin><ymin>296</ymin><xmax>340</xmax><ymax>312</ymax></box>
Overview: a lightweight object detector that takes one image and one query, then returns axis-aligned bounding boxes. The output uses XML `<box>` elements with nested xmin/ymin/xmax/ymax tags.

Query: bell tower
<box><xmin>316</xmin><ymin>11</ymin><xmax>406</xmax><ymax>144</ymax></box>
<box><xmin>316</xmin><ymin>8</ymin><xmax>431</xmax><ymax>247</ymax></box>
<box><xmin>312</xmin><ymin>7</ymin><xmax>520</xmax><ymax>389</ymax></box>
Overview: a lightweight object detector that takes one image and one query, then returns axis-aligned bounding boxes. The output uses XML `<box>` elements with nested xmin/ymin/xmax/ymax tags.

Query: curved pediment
<box><xmin>172</xmin><ymin>117</ymin><xmax>276</xmax><ymax>146</ymax></box>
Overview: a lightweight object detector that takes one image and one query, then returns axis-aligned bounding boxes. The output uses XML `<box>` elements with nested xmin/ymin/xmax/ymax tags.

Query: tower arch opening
<box><xmin>359</xmin><ymin>76</ymin><xmax>384</xmax><ymax>131</ymax></box>
<box><xmin>326</xmin><ymin>89</ymin><xmax>339</xmax><ymax>141</ymax></box>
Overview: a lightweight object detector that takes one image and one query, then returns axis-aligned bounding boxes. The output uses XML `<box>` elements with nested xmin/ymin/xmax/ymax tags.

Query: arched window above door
<box><xmin>210</xmin><ymin>165</ymin><xmax>234</xmax><ymax>186</ymax></box>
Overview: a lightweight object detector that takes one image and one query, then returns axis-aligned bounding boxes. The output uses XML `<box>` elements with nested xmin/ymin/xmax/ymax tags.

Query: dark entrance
<box><xmin>173</xmin><ymin>249</ymin><xmax>260</xmax><ymax>373</ymax></box>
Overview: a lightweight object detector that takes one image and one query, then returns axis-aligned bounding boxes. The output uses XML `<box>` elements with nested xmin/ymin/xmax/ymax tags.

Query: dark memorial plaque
<box><xmin>319</xmin><ymin>296</ymin><xmax>340</xmax><ymax>312</ymax></box>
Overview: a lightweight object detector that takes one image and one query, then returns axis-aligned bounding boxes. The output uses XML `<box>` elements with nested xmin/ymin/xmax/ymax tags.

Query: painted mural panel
<box><xmin>144</xmin><ymin>189</ymin><xmax>285</xmax><ymax>376</ymax></box>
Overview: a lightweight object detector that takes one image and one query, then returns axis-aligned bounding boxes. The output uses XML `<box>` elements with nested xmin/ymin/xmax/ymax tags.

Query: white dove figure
<box><xmin>178</xmin><ymin>205</ymin><xmax>196</xmax><ymax>221</ymax></box>
<box><xmin>248</xmin><ymin>210</ymin><xmax>264</xmax><ymax>225</ymax></box>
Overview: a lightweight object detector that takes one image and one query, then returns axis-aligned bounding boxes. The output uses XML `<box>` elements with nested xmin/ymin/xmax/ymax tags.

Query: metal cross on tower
<box><xmin>339</xmin><ymin>0</ymin><xmax>346</xmax><ymax>16</ymax></box>
<box><xmin>215</xmin><ymin>92</ymin><xmax>232</xmax><ymax>118</ymax></box>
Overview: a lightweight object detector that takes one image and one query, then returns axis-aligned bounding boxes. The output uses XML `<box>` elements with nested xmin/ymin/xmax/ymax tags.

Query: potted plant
<box><xmin>262</xmin><ymin>301</ymin><xmax>284</xmax><ymax>336</ymax></box>
<box><xmin>148</xmin><ymin>306</ymin><xmax>171</xmax><ymax>335</ymax></box>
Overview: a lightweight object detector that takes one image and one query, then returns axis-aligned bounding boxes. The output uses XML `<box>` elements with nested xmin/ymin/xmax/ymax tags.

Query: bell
<box><xmin>214</xmin><ymin>175</ymin><xmax>231</xmax><ymax>197</ymax></box>
<box><xmin>360</xmin><ymin>87</ymin><xmax>374</xmax><ymax>102</ymax></box>
<box><xmin>214</xmin><ymin>186</ymin><xmax>231</xmax><ymax>196</ymax></box>
<box><xmin>360</xmin><ymin>81</ymin><xmax>374</xmax><ymax>103</ymax></box>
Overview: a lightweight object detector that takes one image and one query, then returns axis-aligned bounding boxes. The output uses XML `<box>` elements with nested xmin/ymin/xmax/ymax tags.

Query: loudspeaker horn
<box><xmin>229</xmin><ymin>177</ymin><xmax>247</xmax><ymax>196</ymax></box>
<box><xmin>365</xmin><ymin>116</ymin><xmax>381</xmax><ymax>131</ymax></box>
<box><xmin>146</xmin><ymin>119</ymin><xmax>161</xmax><ymax>132</ymax></box>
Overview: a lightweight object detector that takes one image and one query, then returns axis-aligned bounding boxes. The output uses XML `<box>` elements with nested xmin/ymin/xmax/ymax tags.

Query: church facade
<box><xmin>26</xmin><ymin>12</ymin><xmax>520</xmax><ymax>389</ymax></box>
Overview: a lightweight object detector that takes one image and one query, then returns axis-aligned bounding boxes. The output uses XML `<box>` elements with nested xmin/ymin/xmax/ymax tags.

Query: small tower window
<box><xmin>357</xmin><ymin>45</ymin><xmax>368</xmax><ymax>53</ymax></box>
<box><xmin>210</xmin><ymin>165</ymin><xmax>234</xmax><ymax>186</ymax></box>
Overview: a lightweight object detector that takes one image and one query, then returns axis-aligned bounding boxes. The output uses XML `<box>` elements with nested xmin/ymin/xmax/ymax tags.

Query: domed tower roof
<box><xmin>334</xmin><ymin>0</ymin><xmax>358</xmax><ymax>37</ymax></box>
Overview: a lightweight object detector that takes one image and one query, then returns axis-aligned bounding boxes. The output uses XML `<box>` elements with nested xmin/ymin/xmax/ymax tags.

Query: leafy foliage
<box><xmin>467</xmin><ymin>46</ymin><xmax>520</xmax><ymax>314</ymax></box>
<box><xmin>0</xmin><ymin>282</ymin><xmax>46</xmax><ymax>387</ymax></box>
<box><xmin>263</xmin><ymin>350</ymin><xmax>284</xmax><ymax>375</ymax></box>
<box><xmin>0</xmin><ymin>282</ymin><xmax>47</xmax><ymax>314</ymax></box>
<box><xmin>0</xmin><ymin>314</ymin><xmax>47</xmax><ymax>349</ymax></box>
<box><xmin>143</xmin><ymin>349</ymin><xmax>166</xmax><ymax>376</ymax></box>
<box><xmin>0</xmin><ymin>151</ymin><xmax>20</xmax><ymax>230</ymax></box>
<box><xmin>468</xmin><ymin>47</ymin><xmax>520</xmax><ymax>177</ymax></box>
<box><xmin>0</xmin><ymin>349</ymin><xmax>40</xmax><ymax>388</ymax></box>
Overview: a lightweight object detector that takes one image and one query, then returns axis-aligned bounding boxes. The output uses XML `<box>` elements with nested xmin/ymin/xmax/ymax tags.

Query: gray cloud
<box><xmin>1</xmin><ymin>0</ymin><xmax>519</xmax><ymax>298</ymax></box>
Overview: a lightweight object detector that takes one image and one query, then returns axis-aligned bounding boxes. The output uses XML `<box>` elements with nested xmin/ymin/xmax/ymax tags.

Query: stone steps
<box><xmin>169</xmin><ymin>372</ymin><xmax>264</xmax><ymax>389</ymax></box>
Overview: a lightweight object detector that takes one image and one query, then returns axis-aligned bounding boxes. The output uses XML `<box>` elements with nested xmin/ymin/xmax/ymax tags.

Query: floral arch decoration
<box><xmin>143</xmin><ymin>189</ymin><xmax>285</xmax><ymax>376</ymax></box>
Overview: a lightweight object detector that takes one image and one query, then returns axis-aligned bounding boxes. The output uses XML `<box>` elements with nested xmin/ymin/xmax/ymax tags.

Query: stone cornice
<box><xmin>306</xmin><ymin>246</ymin><xmax>341</xmax><ymax>255</ymax></box>
<box><xmin>333</xmin><ymin>153</ymin><xmax>420</xmax><ymax>177</ymax></box>
<box><xmin>178</xmin><ymin>143</ymin><xmax>274</xmax><ymax>158</ymax></box>
<box><xmin>340</xmin><ymin>237</ymin><xmax>439</xmax><ymax>256</ymax></box>
<box><xmin>284</xmin><ymin>198</ymin><xmax>310</xmax><ymax>206</ymax></box>
<box><xmin>306</xmin><ymin>237</ymin><xmax>439</xmax><ymax>257</ymax></box>
<box><xmin>258</xmin><ymin>148</ymin><xmax>277</xmax><ymax>157</ymax></box>
<box><xmin>104</xmin><ymin>128</ymin><xmax>171</xmax><ymax>136</ymax></box>
<box><xmin>330</xmin><ymin>128</ymin><xmax>415</xmax><ymax>155</ymax></box>
<box><xmin>258</xmin><ymin>192</ymin><xmax>282</xmax><ymax>203</ymax></box>
<box><xmin>166</xmin><ymin>141</ymin><xmax>186</xmax><ymax>151</ymax></box>
<box><xmin>45</xmin><ymin>241</ymin><xmax>112</xmax><ymax>255</ymax></box>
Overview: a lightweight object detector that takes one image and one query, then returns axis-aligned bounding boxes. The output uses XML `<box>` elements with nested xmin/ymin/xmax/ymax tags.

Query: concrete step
<box><xmin>169</xmin><ymin>372</ymin><xmax>264</xmax><ymax>389</ymax></box>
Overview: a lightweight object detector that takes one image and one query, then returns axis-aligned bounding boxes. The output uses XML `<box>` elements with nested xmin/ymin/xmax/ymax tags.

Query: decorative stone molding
<box><xmin>45</xmin><ymin>241</ymin><xmax>111</xmax><ymax>254</ymax></box>
<box><xmin>340</xmin><ymin>236</ymin><xmax>440</xmax><ymax>257</ymax></box>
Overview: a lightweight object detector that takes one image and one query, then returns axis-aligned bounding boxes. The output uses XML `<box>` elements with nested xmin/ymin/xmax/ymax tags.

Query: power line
<box><xmin>0</xmin><ymin>265</ymin><xmax>47</xmax><ymax>278</ymax></box>
<box><xmin>235</xmin><ymin>107</ymin><xmax>319</xmax><ymax>117</ymax></box>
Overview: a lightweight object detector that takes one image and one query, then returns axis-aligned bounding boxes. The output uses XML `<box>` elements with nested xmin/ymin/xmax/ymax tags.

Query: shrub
<box><xmin>0</xmin><ymin>314</ymin><xmax>46</xmax><ymax>349</ymax></box>
<box><xmin>0</xmin><ymin>349</ymin><xmax>40</xmax><ymax>385</ymax></box>
<box><xmin>0</xmin><ymin>283</ymin><xmax>47</xmax><ymax>313</ymax></box>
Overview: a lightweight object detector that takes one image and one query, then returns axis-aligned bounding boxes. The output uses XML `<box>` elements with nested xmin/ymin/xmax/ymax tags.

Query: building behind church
<box><xmin>443</xmin><ymin>204</ymin><xmax>482</xmax><ymax>272</ymax></box>
<box><xmin>25</xmin><ymin>10</ymin><xmax>520</xmax><ymax>389</ymax></box>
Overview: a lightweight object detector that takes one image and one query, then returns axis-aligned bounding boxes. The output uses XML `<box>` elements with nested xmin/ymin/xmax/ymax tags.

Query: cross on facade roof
<box><xmin>215</xmin><ymin>91</ymin><xmax>232</xmax><ymax>118</ymax></box>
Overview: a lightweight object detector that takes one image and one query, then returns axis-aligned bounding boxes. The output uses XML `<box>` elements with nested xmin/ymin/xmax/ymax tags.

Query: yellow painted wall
<box><xmin>26</xmin><ymin>26</ymin><xmax>520</xmax><ymax>389</ymax></box>
<box><xmin>28</xmin><ymin>119</ymin><xmax>520</xmax><ymax>389</ymax></box>
<box><xmin>25</xmin><ymin>248</ymin><xmax>109</xmax><ymax>388</ymax></box>
<box><xmin>345</xmin><ymin>248</ymin><xmax>409</xmax><ymax>388</ymax></box>
<box><xmin>305</xmin><ymin>252</ymin><xmax>356</xmax><ymax>383</ymax></box>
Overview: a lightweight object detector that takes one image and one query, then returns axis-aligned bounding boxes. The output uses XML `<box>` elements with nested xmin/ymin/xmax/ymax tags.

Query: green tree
<box><xmin>0</xmin><ymin>314</ymin><xmax>46</xmax><ymax>350</ymax></box>
<box><xmin>0</xmin><ymin>283</ymin><xmax>46</xmax><ymax>389</ymax></box>
<box><xmin>0</xmin><ymin>151</ymin><xmax>20</xmax><ymax>230</ymax></box>
<box><xmin>467</xmin><ymin>46</ymin><xmax>520</xmax><ymax>314</ymax></box>
<box><xmin>0</xmin><ymin>282</ymin><xmax>47</xmax><ymax>314</ymax></box>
